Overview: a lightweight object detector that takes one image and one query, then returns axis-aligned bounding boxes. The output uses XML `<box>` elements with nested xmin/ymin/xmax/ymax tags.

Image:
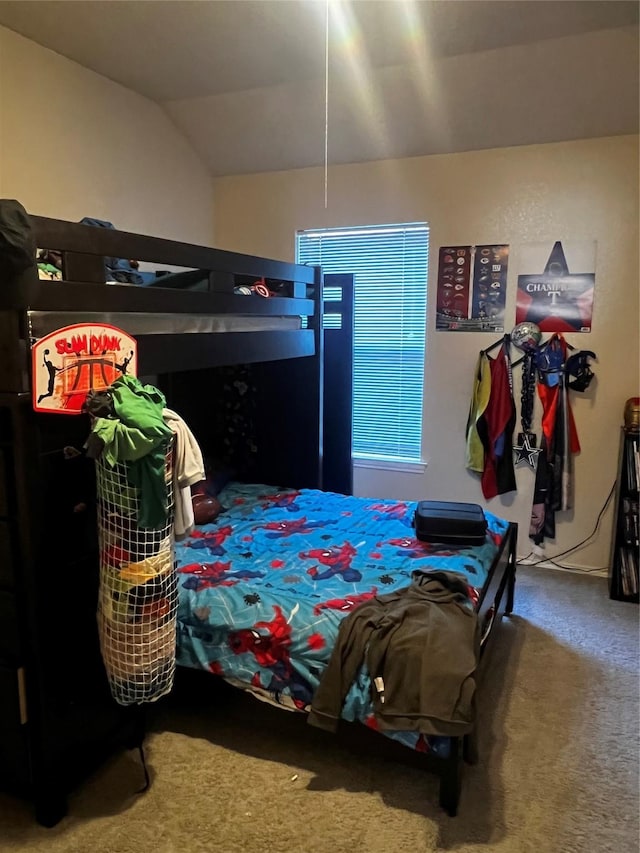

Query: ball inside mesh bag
<box><xmin>511</xmin><ymin>322</ymin><xmax>542</xmax><ymax>352</ymax></box>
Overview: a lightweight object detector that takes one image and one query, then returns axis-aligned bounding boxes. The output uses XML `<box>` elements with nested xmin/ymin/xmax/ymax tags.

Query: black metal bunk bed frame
<box><xmin>0</xmin><ymin>212</ymin><xmax>516</xmax><ymax>825</ymax></box>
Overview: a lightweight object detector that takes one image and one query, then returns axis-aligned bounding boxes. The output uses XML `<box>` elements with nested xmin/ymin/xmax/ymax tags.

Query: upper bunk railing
<box><xmin>0</xmin><ymin>214</ymin><xmax>318</xmax><ymax>318</ymax></box>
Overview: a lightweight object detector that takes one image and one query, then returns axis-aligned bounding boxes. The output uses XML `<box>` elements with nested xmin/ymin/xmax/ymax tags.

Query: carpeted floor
<box><xmin>0</xmin><ymin>566</ymin><xmax>638</xmax><ymax>853</ymax></box>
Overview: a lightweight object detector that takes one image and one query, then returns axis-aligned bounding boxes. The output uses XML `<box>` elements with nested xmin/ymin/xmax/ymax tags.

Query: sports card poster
<box><xmin>516</xmin><ymin>241</ymin><xmax>596</xmax><ymax>333</ymax></box>
<box><xmin>436</xmin><ymin>244</ymin><xmax>509</xmax><ymax>331</ymax></box>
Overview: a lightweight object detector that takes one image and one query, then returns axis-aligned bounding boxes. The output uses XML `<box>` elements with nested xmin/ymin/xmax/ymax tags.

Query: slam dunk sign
<box><xmin>32</xmin><ymin>323</ymin><xmax>138</xmax><ymax>414</ymax></box>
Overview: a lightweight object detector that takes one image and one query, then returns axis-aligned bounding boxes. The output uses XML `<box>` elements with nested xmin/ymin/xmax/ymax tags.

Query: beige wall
<box><xmin>213</xmin><ymin>135</ymin><xmax>640</xmax><ymax>571</ymax></box>
<box><xmin>0</xmin><ymin>25</ymin><xmax>212</xmax><ymax>244</ymax></box>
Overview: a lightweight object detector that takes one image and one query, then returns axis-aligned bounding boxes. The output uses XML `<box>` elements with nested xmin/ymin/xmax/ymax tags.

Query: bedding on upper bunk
<box><xmin>175</xmin><ymin>483</ymin><xmax>509</xmax><ymax>757</ymax></box>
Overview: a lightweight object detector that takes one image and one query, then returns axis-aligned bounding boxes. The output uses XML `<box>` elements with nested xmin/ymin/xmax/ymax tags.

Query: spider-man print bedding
<box><xmin>176</xmin><ymin>483</ymin><xmax>509</xmax><ymax>757</ymax></box>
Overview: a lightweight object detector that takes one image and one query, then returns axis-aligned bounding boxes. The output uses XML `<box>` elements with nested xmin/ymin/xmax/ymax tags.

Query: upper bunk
<box><xmin>0</xmin><ymin>206</ymin><xmax>322</xmax><ymax>382</ymax></box>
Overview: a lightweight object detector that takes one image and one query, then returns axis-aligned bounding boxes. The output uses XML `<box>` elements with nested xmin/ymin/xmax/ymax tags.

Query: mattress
<box><xmin>175</xmin><ymin>483</ymin><xmax>509</xmax><ymax>757</ymax></box>
<box><xmin>27</xmin><ymin>311</ymin><xmax>301</xmax><ymax>339</ymax></box>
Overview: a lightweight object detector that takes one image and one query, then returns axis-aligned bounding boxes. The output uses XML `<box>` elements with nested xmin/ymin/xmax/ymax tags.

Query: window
<box><xmin>297</xmin><ymin>223</ymin><xmax>429</xmax><ymax>465</ymax></box>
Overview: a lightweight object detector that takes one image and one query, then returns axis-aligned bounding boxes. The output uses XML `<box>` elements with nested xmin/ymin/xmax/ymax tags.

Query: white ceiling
<box><xmin>0</xmin><ymin>1</ymin><xmax>638</xmax><ymax>175</ymax></box>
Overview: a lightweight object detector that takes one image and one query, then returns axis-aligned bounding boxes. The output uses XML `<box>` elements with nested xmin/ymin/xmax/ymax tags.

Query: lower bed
<box><xmin>175</xmin><ymin>483</ymin><xmax>512</xmax><ymax>765</ymax></box>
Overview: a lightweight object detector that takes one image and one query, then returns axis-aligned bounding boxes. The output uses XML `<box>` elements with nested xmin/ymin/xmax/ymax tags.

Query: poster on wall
<box><xmin>516</xmin><ymin>240</ymin><xmax>596</xmax><ymax>333</ymax></box>
<box><xmin>435</xmin><ymin>246</ymin><xmax>472</xmax><ymax>330</ymax></box>
<box><xmin>32</xmin><ymin>323</ymin><xmax>138</xmax><ymax>415</ymax></box>
<box><xmin>470</xmin><ymin>244</ymin><xmax>509</xmax><ymax>332</ymax></box>
<box><xmin>436</xmin><ymin>244</ymin><xmax>509</xmax><ymax>331</ymax></box>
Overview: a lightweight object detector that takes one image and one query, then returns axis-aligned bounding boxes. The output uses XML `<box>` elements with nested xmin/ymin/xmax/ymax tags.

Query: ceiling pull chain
<box><xmin>324</xmin><ymin>0</ymin><xmax>330</xmax><ymax>210</ymax></box>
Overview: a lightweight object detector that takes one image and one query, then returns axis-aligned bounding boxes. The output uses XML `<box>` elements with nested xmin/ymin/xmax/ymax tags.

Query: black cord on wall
<box><xmin>516</xmin><ymin>480</ymin><xmax>616</xmax><ymax>573</ymax></box>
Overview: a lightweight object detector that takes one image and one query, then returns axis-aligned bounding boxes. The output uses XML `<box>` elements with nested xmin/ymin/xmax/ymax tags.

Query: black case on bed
<box><xmin>414</xmin><ymin>501</ymin><xmax>487</xmax><ymax>545</ymax></box>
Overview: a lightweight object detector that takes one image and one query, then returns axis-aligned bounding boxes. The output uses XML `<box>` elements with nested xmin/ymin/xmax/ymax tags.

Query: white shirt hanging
<box><xmin>162</xmin><ymin>408</ymin><xmax>205</xmax><ymax>539</ymax></box>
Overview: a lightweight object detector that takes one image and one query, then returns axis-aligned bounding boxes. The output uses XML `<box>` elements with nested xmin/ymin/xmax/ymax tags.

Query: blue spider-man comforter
<box><xmin>176</xmin><ymin>483</ymin><xmax>509</xmax><ymax>757</ymax></box>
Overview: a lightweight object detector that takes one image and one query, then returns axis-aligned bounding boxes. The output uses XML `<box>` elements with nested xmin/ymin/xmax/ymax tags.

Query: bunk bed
<box><xmin>0</xmin><ymin>208</ymin><xmax>517</xmax><ymax>826</ymax></box>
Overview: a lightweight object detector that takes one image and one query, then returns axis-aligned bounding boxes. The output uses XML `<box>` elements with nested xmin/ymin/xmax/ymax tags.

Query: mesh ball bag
<box><xmin>95</xmin><ymin>440</ymin><xmax>178</xmax><ymax>705</ymax></box>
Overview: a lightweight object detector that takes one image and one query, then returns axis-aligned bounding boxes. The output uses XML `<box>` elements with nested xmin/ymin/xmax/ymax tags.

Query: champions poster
<box><xmin>32</xmin><ymin>324</ymin><xmax>138</xmax><ymax>414</ymax></box>
<box><xmin>436</xmin><ymin>244</ymin><xmax>509</xmax><ymax>332</ymax></box>
<box><xmin>516</xmin><ymin>241</ymin><xmax>596</xmax><ymax>333</ymax></box>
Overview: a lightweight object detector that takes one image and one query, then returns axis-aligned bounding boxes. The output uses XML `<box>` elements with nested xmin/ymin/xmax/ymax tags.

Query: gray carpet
<box><xmin>0</xmin><ymin>567</ymin><xmax>638</xmax><ymax>853</ymax></box>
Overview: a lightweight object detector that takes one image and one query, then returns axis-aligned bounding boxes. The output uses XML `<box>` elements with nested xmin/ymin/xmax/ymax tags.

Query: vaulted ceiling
<box><xmin>0</xmin><ymin>0</ymin><xmax>637</xmax><ymax>175</ymax></box>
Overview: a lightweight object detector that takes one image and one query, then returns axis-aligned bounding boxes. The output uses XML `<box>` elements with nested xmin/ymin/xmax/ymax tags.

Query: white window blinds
<box><xmin>297</xmin><ymin>223</ymin><xmax>429</xmax><ymax>464</ymax></box>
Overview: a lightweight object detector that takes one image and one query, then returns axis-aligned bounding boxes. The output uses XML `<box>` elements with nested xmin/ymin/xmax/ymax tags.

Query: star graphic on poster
<box><xmin>513</xmin><ymin>432</ymin><xmax>541</xmax><ymax>469</ymax></box>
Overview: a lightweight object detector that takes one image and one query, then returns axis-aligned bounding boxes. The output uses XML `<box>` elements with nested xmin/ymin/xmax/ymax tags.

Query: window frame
<box><xmin>296</xmin><ymin>222</ymin><xmax>429</xmax><ymax>467</ymax></box>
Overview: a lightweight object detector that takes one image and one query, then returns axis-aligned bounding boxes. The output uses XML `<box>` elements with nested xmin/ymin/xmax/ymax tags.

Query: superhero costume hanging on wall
<box><xmin>473</xmin><ymin>339</ymin><xmax>517</xmax><ymax>500</ymax></box>
<box><xmin>465</xmin><ymin>351</ymin><xmax>492</xmax><ymax>474</ymax></box>
<box><xmin>529</xmin><ymin>334</ymin><xmax>595</xmax><ymax>544</ymax></box>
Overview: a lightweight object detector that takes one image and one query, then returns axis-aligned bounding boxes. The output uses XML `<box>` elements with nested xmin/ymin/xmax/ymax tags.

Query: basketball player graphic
<box><xmin>37</xmin><ymin>349</ymin><xmax>61</xmax><ymax>404</ymax></box>
<box><xmin>116</xmin><ymin>350</ymin><xmax>134</xmax><ymax>375</ymax></box>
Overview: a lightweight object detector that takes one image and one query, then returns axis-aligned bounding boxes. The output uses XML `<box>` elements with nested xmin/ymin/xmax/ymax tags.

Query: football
<box><xmin>192</xmin><ymin>494</ymin><xmax>223</xmax><ymax>525</ymax></box>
